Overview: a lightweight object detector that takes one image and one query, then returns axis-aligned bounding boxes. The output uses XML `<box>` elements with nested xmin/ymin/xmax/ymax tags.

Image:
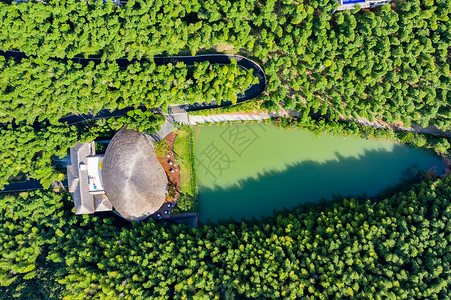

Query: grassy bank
<box><xmin>173</xmin><ymin>126</ymin><xmax>198</xmax><ymax>213</ymax></box>
<box><xmin>272</xmin><ymin>116</ymin><xmax>451</xmax><ymax>157</ymax></box>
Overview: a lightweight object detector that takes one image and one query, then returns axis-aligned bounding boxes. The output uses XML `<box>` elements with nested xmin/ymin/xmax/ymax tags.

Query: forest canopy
<box><xmin>0</xmin><ymin>0</ymin><xmax>450</xmax><ymax>298</ymax></box>
<box><xmin>0</xmin><ymin>56</ymin><xmax>258</xmax><ymax>124</ymax></box>
<box><xmin>1</xmin><ymin>177</ymin><xmax>450</xmax><ymax>298</ymax></box>
<box><xmin>0</xmin><ymin>0</ymin><xmax>450</xmax><ymax>129</ymax></box>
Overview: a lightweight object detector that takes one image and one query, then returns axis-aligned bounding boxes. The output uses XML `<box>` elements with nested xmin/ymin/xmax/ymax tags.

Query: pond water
<box><xmin>194</xmin><ymin>123</ymin><xmax>446</xmax><ymax>223</ymax></box>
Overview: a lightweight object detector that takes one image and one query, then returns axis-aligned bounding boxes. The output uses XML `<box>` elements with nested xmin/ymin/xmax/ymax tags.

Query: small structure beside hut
<box><xmin>67</xmin><ymin>128</ymin><xmax>169</xmax><ymax>222</ymax></box>
<box><xmin>66</xmin><ymin>142</ymin><xmax>113</xmax><ymax>214</ymax></box>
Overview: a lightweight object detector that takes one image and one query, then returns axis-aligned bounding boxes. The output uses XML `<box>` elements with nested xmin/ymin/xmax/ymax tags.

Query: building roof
<box><xmin>94</xmin><ymin>194</ymin><xmax>113</xmax><ymax>212</ymax></box>
<box><xmin>335</xmin><ymin>0</ymin><xmax>391</xmax><ymax>11</ymax></box>
<box><xmin>102</xmin><ymin>128</ymin><xmax>168</xmax><ymax>222</ymax></box>
<box><xmin>67</xmin><ymin>142</ymin><xmax>112</xmax><ymax>215</ymax></box>
<box><xmin>68</xmin><ymin>142</ymin><xmax>96</xmax><ymax>214</ymax></box>
<box><xmin>86</xmin><ymin>156</ymin><xmax>104</xmax><ymax>193</ymax></box>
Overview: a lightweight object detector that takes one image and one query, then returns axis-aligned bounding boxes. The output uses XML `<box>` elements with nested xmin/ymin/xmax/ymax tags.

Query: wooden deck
<box><xmin>168</xmin><ymin>213</ymin><xmax>198</xmax><ymax>228</ymax></box>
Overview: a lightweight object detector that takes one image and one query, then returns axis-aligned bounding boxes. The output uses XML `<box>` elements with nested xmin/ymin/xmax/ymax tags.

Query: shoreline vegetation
<box><xmin>172</xmin><ymin>125</ymin><xmax>198</xmax><ymax>214</ymax></box>
<box><xmin>189</xmin><ymin>99</ymin><xmax>451</xmax><ymax>138</ymax></box>
<box><xmin>193</xmin><ymin>115</ymin><xmax>451</xmax><ymax>159</ymax></box>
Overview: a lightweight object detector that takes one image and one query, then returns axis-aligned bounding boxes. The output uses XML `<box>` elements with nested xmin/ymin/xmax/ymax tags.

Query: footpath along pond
<box><xmin>194</xmin><ymin>123</ymin><xmax>446</xmax><ymax>223</ymax></box>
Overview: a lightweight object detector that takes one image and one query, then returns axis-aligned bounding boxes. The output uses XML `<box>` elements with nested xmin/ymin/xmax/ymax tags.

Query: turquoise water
<box><xmin>194</xmin><ymin>123</ymin><xmax>445</xmax><ymax>223</ymax></box>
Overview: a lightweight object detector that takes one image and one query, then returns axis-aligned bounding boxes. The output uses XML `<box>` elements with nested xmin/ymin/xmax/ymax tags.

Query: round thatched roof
<box><xmin>102</xmin><ymin>128</ymin><xmax>168</xmax><ymax>222</ymax></box>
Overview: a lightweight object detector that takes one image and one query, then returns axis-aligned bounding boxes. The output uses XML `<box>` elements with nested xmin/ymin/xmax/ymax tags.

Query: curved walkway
<box><xmin>0</xmin><ymin>50</ymin><xmax>267</xmax><ymax>125</ymax></box>
<box><xmin>0</xmin><ymin>50</ymin><xmax>267</xmax><ymax>192</ymax></box>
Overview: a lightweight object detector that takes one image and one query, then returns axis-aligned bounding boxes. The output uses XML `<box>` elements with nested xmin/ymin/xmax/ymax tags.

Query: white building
<box><xmin>335</xmin><ymin>0</ymin><xmax>391</xmax><ymax>11</ymax></box>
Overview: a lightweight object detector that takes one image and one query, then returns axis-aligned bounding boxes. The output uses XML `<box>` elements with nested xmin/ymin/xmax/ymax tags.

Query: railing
<box><xmin>334</xmin><ymin>0</ymin><xmax>391</xmax><ymax>11</ymax></box>
<box><xmin>367</xmin><ymin>0</ymin><xmax>391</xmax><ymax>7</ymax></box>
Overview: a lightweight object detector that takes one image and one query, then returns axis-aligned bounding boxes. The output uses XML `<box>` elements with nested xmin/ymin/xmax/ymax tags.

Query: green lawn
<box><xmin>173</xmin><ymin>127</ymin><xmax>195</xmax><ymax>198</ymax></box>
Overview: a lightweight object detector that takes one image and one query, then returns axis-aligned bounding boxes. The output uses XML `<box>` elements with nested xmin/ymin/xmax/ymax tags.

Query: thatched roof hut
<box><xmin>102</xmin><ymin>128</ymin><xmax>168</xmax><ymax>222</ymax></box>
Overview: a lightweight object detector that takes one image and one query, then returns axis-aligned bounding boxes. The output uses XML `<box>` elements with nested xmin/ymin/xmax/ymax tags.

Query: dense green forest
<box><xmin>1</xmin><ymin>177</ymin><xmax>450</xmax><ymax>299</ymax></box>
<box><xmin>0</xmin><ymin>0</ymin><xmax>450</xmax><ymax>128</ymax></box>
<box><xmin>0</xmin><ymin>56</ymin><xmax>257</xmax><ymax>124</ymax></box>
<box><xmin>0</xmin><ymin>0</ymin><xmax>450</xmax><ymax>298</ymax></box>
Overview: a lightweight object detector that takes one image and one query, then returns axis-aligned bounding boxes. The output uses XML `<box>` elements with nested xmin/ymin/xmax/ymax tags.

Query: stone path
<box><xmin>154</xmin><ymin>117</ymin><xmax>175</xmax><ymax>140</ymax></box>
<box><xmin>187</xmin><ymin>112</ymin><xmax>278</xmax><ymax>125</ymax></box>
<box><xmin>148</xmin><ymin>115</ymin><xmax>178</xmax><ymax>142</ymax></box>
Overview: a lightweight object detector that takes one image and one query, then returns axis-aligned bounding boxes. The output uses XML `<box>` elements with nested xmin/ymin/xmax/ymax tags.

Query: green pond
<box><xmin>194</xmin><ymin>123</ymin><xmax>446</xmax><ymax>223</ymax></box>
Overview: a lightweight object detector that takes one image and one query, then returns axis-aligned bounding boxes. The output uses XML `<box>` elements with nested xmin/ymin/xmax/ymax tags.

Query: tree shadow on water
<box><xmin>199</xmin><ymin>144</ymin><xmax>445</xmax><ymax>225</ymax></box>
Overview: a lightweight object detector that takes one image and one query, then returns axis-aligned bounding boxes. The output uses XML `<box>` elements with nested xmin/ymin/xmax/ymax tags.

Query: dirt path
<box><xmin>154</xmin><ymin>132</ymin><xmax>181</xmax><ymax>219</ymax></box>
<box><xmin>350</xmin><ymin>116</ymin><xmax>451</xmax><ymax>138</ymax></box>
<box><xmin>187</xmin><ymin>106</ymin><xmax>451</xmax><ymax>138</ymax></box>
<box><xmin>286</xmin><ymin>109</ymin><xmax>451</xmax><ymax>138</ymax></box>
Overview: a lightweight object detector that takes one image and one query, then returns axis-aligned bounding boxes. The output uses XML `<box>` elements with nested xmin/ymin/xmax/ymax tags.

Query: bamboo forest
<box><xmin>0</xmin><ymin>0</ymin><xmax>450</xmax><ymax>299</ymax></box>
